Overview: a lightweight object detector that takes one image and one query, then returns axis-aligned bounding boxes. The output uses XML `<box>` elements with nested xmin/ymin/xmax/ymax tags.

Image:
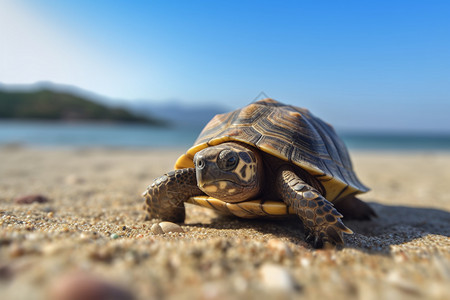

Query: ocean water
<box><xmin>1</xmin><ymin>121</ymin><xmax>450</xmax><ymax>151</ymax></box>
<box><xmin>0</xmin><ymin>121</ymin><xmax>201</xmax><ymax>149</ymax></box>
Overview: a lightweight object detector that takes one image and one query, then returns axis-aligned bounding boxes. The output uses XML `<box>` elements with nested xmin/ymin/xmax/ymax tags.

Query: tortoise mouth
<box><xmin>199</xmin><ymin>179</ymin><xmax>249</xmax><ymax>189</ymax></box>
<box><xmin>198</xmin><ymin>180</ymin><xmax>249</xmax><ymax>202</ymax></box>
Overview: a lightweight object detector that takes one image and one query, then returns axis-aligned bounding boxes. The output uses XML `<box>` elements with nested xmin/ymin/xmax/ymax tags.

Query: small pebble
<box><xmin>14</xmin><ymin>194</ymin><xmax>49</xmax><ymax>204</ymax></box>
<box><xmin>150</xmin><ymin>222</ymin><xmax>184</xmax><ymax>234</ymax></box>
<box><xmin>259</xmin><ymin>263</ymin><xmax>296</xmax><ymax>292</ymax></box>
<box><xmin>150</xmin><ymin>223</ymin><xmax>164</xmax><ymax>235</ymax></box>
<box><xmin>49</xmin><ymin>271</ymin><xmax>134</xmax><ymax>300</ymax></box>
<box><xmin>110</xmin><ymin>233</ymin><xmax>119</xmax><ymax>239</ymax></box>
<box><xmin>159</xmin><ymin>222</ymin><xmax>184</xmax><ymax>234</ymax></box>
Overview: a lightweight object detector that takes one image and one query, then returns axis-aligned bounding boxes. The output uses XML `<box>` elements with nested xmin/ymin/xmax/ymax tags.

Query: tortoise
<box><xmin>143</xmin><ymin>99</ymin><xmax>375</xmax><ymax>248</ymax></box>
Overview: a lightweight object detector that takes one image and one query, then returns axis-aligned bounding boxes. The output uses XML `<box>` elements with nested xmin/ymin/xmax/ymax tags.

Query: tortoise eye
<box><xmin>218</xmin><ymin>150</ymin><xmax>239</xmax><ymax>171</ymax></box>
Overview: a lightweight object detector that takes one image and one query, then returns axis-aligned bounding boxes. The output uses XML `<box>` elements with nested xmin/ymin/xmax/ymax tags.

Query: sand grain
<box><xmin>0</xmin><ymin>147</ymin><xmax>449</xmax><ymax>299</ymax></box>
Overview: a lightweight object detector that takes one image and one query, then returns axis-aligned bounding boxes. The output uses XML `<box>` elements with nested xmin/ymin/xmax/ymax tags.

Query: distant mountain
<box><xmin>0</xmin><ymin>84</ymin><xmax>165</xmax><ymax>125</ymax></box>
<box><xmin>0</xmin><ymin>82</ymin><xmax>230</xmax><ymax>127</ymax></box>
<box><xmin>126</xmin><ymin>100</ymin><xmax>229</xmax><ymax>128</ymax></box>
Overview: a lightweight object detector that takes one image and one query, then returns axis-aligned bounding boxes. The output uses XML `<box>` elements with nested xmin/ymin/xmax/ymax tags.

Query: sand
<box><xmin>0</xmin><ymin>146</ymin><xmax>449</xmax><ymax>300</ymax></box>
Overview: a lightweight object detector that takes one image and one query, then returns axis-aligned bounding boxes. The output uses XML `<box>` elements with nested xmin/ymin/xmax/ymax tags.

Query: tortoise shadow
<box><xmin>344</xmin><ymin>202</ymin><xmax>450</xmax><ymax>254</ymax></box>
<box><xmin>185</xmin><ymin>202</ymin><xmax>450</xmax><ymax>254</ymax></box>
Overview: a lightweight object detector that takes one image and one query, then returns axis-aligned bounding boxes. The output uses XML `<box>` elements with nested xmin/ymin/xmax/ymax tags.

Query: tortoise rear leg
<box><xmin>334</xmin><ymin>196</ymin><xmax>377</xmax><ymax>220</ymax></box>
<box><xmin>143</xmin><ymin>168</ymin><xmax>204</xmax><ymax>222</ymax></box>
<box><xmin>276</xmin><ymin>166</ymin><xmax>352</xmax><ymax>248</ymax></box>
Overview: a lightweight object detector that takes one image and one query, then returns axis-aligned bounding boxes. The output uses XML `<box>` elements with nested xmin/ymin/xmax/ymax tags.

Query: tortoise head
<box><xmin>193</xmin><ymin>142</ymin><xmax>263</xmax><ymax>202</ymax></box>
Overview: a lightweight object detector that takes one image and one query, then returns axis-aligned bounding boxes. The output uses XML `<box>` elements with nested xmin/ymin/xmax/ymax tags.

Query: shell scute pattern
<box><xmin>176</xmin><ymin>98</ymin><xmax>368</xmax><ymax>203</ymax></box>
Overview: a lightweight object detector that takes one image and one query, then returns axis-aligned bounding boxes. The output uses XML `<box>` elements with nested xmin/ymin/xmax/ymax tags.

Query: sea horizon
<box><xmin>1</xmin><ymin>120</ymin><xmax>450</xmax><ymax>151</ymax></box>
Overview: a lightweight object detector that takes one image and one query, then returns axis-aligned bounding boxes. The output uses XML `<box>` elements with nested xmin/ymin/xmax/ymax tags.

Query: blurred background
<box><xmin>1</xmin><ymin>0</ymin><xmax>449</xmax><ymax>150</ymax></box>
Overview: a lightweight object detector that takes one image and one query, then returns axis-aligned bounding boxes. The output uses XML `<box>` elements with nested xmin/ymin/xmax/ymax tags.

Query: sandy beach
<box><xmin>0</xmin><ymin>146</ymin><xmax>449</xmax><ymax>300</ymax></box>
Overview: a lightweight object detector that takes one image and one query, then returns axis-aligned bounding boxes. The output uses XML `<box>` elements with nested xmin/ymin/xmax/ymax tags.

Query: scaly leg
<box><xmin>143</xmin><ymin>168</ymin><xmax>203</xmax><ymax>222</ymax></box>
<box><xmin>277</xmin><ymin>166</ymin><xmax>352</xmax><ymax>248</ymax></box>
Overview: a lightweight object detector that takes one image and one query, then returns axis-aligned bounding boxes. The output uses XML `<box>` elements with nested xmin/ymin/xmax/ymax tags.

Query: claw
<box><xmin>303</xmin><ymin>221</ymin><xmax>349</xmax><ymax>248</ymax></box>
<box><xmin>326</xmin><ymin>227</ymin><xmax>344</xmax><ymax>245</ymax></box>
<box><xmin>313</xmin><ymin>236</ymin><xmax>324</xmax><ymax>249</ymax></box>
<box><xmin>336</xmin><ymin>219</ymin><xmax>353</xmax><ymax>234</ymax></box>
<box><xmin>305</xmin><ymin>232</ymin><xmax>314</xmax><ymax>244</ymax></box>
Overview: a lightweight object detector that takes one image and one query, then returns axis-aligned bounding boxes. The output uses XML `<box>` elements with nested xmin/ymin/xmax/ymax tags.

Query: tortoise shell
<box><xmin>175</xmin><ymin>98</ymin><xmax>368</xmax><ymax>213</ymax></box>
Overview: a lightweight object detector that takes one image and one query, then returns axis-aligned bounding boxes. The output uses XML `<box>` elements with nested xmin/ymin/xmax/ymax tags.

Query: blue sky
<box><xmin>1</xmin><ymin>0</ymin><xmax>449</xmax><ymax>132</ymax></box>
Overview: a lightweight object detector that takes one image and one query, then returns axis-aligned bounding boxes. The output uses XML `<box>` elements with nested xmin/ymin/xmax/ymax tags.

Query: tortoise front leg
<box><xmin>143</xmin><ymin>168</ymin><xmax>203</xmax><ymax>222</ymax></box>
<box><xmin>276</xmin><ymin>166</ymin><xmax>352</xmax><ymax>248</ymax></box>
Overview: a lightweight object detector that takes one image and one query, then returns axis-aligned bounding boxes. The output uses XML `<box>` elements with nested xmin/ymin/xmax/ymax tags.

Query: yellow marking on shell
<box><xmin>226</xmin><ymin>201</ymin><xmax>295</xmax><ymax>218</ymax></box>
<box><xmin>209</xmin><ymin>136</ymin><xmax>234</xmax><ymax>146</ymax></box>
<box><xmin>186</xmin><ymin>143</ymin><xmax>209</xmax><ymax>157</ymax></box>
<box><xmin>228</xmin><ymin>188</ymin><xmax>236</xmax><ymax>193</ymax></box>
<box><xmin>187</xmin><ymin>196</ymin><xmax>295</xmax><ymax>218</ymax></box>
<box><xmin>258</xmin><ymin>144</ymin><xmax>286</xmax><ymax>161</ymax></box>
<box><xmin>174</xmin><ymin>154</ymin><xmax>195</xmax><ymax>169</ymax></box>
<box><xmin>263</xmin><ymin>202</ymin><xmax>296</xmax><ymax>215</ymax></box>
<box><xmin>187</xmin><ymin>196</ymin><xmax>230</xmax><ymax>214</ymax></box>
<box><xmin>208</xmin><ymin>136</ymin><xmax>255</xmax><ymax>148</ymax></box>
<box><xmin>225</xmin><ymin>203</ymin><xmax>257</xmax><ymax>218</ymax></box>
